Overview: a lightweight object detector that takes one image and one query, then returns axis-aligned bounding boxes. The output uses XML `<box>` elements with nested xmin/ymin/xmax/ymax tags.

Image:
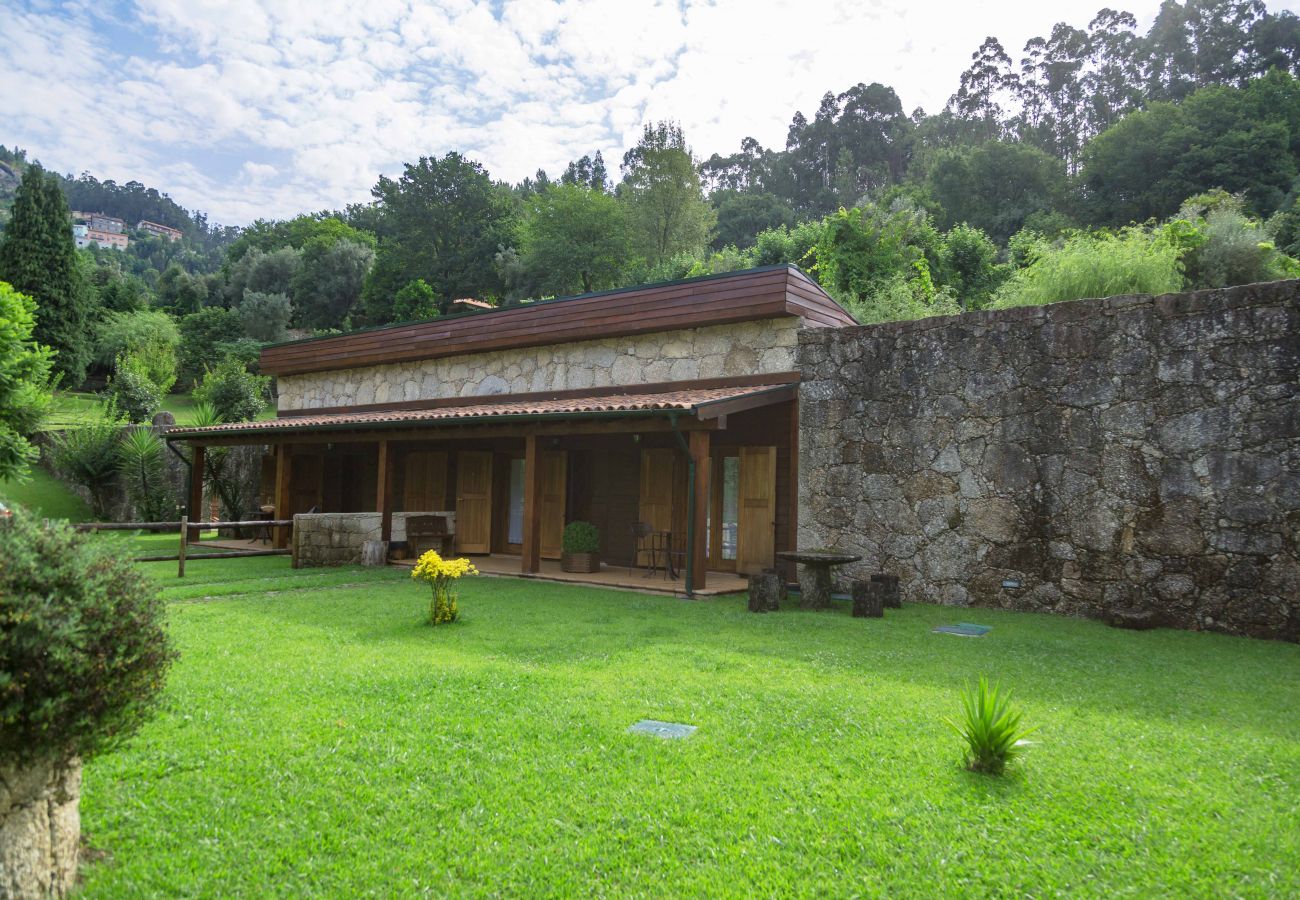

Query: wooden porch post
<box><xmin>274</xmin><ymin>444</ymin><xmax>291</xmax><ymax>549</ymax></box>
<box><xmin>187</xmin><ymin>445</ymin><xmax>204</xmax><ymax>540</ymax></box>
<box><xmin>378</xmin><ymin>439</ymin><xmax>394</xmax><ymax>543</ymax></box>
<box><xmin>522</xmin><ymin>434</ymin><xmax>541</xmax><ymax>573</ymax></box>
<box><xmin>787</xmin><ymin>397</ymin><xmax>800</xmax><ymax>583</ymax></box>
<box><xmin>689</xmin><ymin>429</ymin><xmax>710</xmax><ymax>592</ymax></box>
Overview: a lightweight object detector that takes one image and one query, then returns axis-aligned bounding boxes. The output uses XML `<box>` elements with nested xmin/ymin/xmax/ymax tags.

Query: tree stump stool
<box><xmin>361</xmin><ymin>540</ymin><xmax>389</xmax><ymax>566</ymax></box>
<box><xmin>748</xmin><ymin>569</ymin><xmax>783</xmax><ymax>613</ymax></box>
<box><xmin>851</xmin><ymin>580</ymin><xmax>885</xmax><ymax>618</ymax></box>
<box><xmin>872</xmin><ymin>573</ymin><xmax>901</xmax><ymax>608</ymax></box>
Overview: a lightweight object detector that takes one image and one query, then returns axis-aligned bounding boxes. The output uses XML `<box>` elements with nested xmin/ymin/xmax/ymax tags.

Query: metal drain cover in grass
<box><xmin>932</xmin><ymin>623</ymin><xmax>992</xmax><ymax>637</ymax></box>
<box><xmin>628</xmin><ymin>719</ymin><xmax>697</xmax><ymax>739</ymax></box>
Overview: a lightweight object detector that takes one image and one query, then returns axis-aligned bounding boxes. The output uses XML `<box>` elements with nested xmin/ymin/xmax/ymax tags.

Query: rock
<box><xmin>0</xmin><ymin>757</ymin><xmax>81</xmax><ymax>899</ymax></box>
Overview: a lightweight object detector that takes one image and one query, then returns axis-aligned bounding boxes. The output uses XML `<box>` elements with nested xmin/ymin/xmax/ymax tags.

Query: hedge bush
<box><xmin>0</xmin><ymin>509</ymin><xmax>174</xmax><ymax>767</ymax></box>
<box><xmin>561</xmin><ymin>521</ymin><xmax>600</xmax><ymax>554</ymax></box>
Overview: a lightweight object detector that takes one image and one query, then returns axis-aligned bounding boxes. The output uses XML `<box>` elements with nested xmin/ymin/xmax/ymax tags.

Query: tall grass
<box><xmin>992</xmin><ymin>227</ymin><xmax>1183</xmax><ymax>309</ymax></box>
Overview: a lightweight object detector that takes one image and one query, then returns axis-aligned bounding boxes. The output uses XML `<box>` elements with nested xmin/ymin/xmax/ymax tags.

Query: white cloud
<box><xmin>5</xmin><ymin>0</ymin><xmax>1294</xmax><ymax>223</ymax></box>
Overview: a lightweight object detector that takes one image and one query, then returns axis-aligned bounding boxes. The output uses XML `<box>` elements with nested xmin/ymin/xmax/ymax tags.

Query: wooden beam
<box><xmin>689</xmin><ymin>429</ymin><xmax>710</xmax><ymax>592</ymax></box>
<box><xmin>187</xmin><ymin>445</ymin><xmax>205</xmax><ymax>540</ymax></box>
<box><xmin>694</xmin><ymin>383</ymin><xmax>798</xmax><ymax>420</ymax></box>
<box><xmin>521</xmin><ymin>434</ymin><xmax>541</xmax><ymax>573</ymax></box>
<box><xmin>786</xmin><ymin>398</ymin><xmax>800</xmax><ymax>585</ymax></box>
<box><xmin>377</xmin><ymin>439</ymin><xmax>394</xmax><ymax>543</ymax></box>
<box><xmin>273</xmin><ymin>444</ymin><xmax>291</xmax><ymax>549</ymax></box>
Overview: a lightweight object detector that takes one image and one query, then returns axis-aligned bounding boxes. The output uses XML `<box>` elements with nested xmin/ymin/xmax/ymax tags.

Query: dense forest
<box><xmin>2</xmin><ymin>0</ymin><xmax>1300</xmax><ymax>432</ymax></box>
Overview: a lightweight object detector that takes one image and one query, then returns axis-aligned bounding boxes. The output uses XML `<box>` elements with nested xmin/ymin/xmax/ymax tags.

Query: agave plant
<box><xmin>117</xmin><ymin>426</ymin><xmax>177</xmax><ymax>522</ymax></box>
<box><xmin>946</xmin><ymin>677</ymin><xmax>1037</xmax><ymax>775</ymax></box>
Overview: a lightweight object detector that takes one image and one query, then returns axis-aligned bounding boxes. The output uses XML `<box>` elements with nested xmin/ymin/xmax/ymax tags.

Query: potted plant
<box><xmin>561</xmin><ymin>521</ymin><xmax>601</xmax><ymax>573</ymax></box>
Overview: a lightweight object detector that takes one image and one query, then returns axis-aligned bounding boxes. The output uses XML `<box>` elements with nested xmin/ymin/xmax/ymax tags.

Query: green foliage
<box><xmin>49</xmin><ymin>413</ymin><xmax>123</xmax><ymax>520</ymax></box>
<box><xmin>363</xmin><ymin>153</ymin><xmax>517</xmax><ymax>322</ymax></box>
<box><xmin>117</xmin><ymin>426</ymin><xmax>177</xmax><ymax>522</ymax></box>
<box><xmin>926</xmin><ymin>141</ymin><xmax>1067</xmax><ymax>244</ymax></box>
<box><xmin>811</xmin><ymin>202</ymin><xmax>943</xmax><ymax>307</ymax></box>
<box><xmin>945</xmin><ymin>677</ymin><xmax>1037</xmax><ymax>775</ymax></box>
<box><xmin>713</xmin><ymin>191</ymin><xmax>796</xmax><ymax>250</ymax></box>
<box><xmin>178</xmin><ymin>307</ymin><xmax>243</xmax><ymax>389</ymax></box>
<box><xmin>0</xmin><ymin>281</ymin><xmax>54</xmax><ymax>482</ymax></box>
<box><xmin>291</xmin><ymin>238</ymin><xmax>373</xmax><ymax>329</ymax></box>
<box><xmin>518</xmin><ymin>184</ymin><xmax>631</xmax><ymax>295</ymax></box>
<box><xmin>238</xmin><ymin>290</ymin><xmax>293</xmax><ymax>342</ymax></box>
<box><xmin>430</xmin><ymin>587</ymin><xmax>460</xmax><ymax>626</ymax></box>
<box><xmin>192</xmin><ymin>359</ymin><xmax>270</xmax><ymax>424</ymax></box>
<box><xmin>839</xmin><ymin>274</ymin><xmax>962</xmax><ymax>326</ymax></box>
<box><xmin>0</xmin><ymin>509</ymin><xmax>174</xmax><ymax>766</ymax></box>
<box><xmin>1081</xmin><ymin>75</ymin><xmax>1300</xmax><ymax>224</ymax></box>
<box><xmin>189</xmin><ymin>402</ymin><xmax>242</xmax><ymax>520</ymax></box>
<box><xmin>938</xmin><ymin>224</ymin><xmax>1004</xmax><ymax>308</ymax></box>
<box><xmin>750</xmin><ymin>220</ymin><xmax>823</xmax><ymax>267</ymax></box>
<box><xmin>1173</xmin><ymin>193</ymin><xmax>1300</xmax><ymax>288</ymax></box>
<box><xmin>618</xmin><ymin>122</ymin><xmax>716</xmax><ymax>266</ymax></box>
<box><xmin>0</xmin><ymin>165</ymin><xmax>92</xmax><ymax>384</ymax></box>
<box><xmin>993</xmin><ymin>227</ymin><xmax>1185</xmax><ymax>308</ymax></box>
<box><xmin>223</xmin><ymin>246</ymin><xmax>302</xmax><ymax>306</ymax></box>
<box><xmin>107</xmin><ymin>355</ymin><xmax>163</xmax><ymax>424</ymax></box>
<box><xmin>94</xmin><ymin>309</ymin><xmax>180</xmax><ymax>370</ymax></box>
<box><xmin>156</xmin><ymin>262</ymin><xmax>210</xmax><ymax>314</ymax></box>
<box><xmin>561</xmin><ymin>520</ymin><xmax>601</xmax><ymax>554</ymax></box>
<box><xmin>392</xmin><ymin>279</ymin><xmax>439</xmax><ymax>322</ymax></box>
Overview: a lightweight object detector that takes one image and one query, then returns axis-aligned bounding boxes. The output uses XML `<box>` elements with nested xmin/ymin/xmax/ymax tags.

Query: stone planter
<box><xmin>0</xmin><ymin>756</ymin><xmax>81</xmax><ymax>898</ymax></box>
<box><xmin>561</xmin><ymin>552</ymin><xmax>600</xmax><ymax>573</ymax></box>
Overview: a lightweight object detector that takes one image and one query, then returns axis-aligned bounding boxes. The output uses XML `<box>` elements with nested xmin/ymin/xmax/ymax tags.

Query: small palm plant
<box><xmin>946</xmin><ymin>677</ymin><xmax>1037</xmax><ymax>775</ymax></box>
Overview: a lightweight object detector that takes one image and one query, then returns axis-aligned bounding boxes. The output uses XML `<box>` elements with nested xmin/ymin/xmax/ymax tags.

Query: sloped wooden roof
<box><xmin>260</xmin><ymin>265</ymin><xmax>853</xmax><ymax>377</ymax></box>
<box><xmin>164</xmin><ymin>382</ymin><xmax>797</xmax><ymax>442</ymax></box>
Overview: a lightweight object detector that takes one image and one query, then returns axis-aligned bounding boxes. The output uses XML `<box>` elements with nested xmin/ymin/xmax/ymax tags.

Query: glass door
<box><xmin>707</xmin><ymin>454</ymin><xmax>740</xmax><ymax>571</ymax></box>
<box><xmin>506</xmin><ymin>457</ymin><xmax>526</xmax><ymax>547</ymax></box>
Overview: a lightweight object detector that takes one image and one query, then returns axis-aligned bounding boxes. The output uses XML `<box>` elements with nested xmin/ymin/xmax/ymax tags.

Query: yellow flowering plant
<box><xmin>411</xmin><ymin>550</ymin><xmax>479</xmax><ymax>625</ymax></box>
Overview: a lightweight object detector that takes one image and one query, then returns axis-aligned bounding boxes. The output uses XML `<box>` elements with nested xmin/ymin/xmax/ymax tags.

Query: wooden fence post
<box><xmin>178</xmin><ymin>515</ymin><xmax>188</xmax><ymax>578</ymax></box>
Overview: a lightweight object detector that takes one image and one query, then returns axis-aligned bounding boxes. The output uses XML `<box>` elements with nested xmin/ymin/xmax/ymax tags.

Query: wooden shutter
<box><xmin>455</xmin><ymin>451</ymin><xmax>493</xmax><ymax>553</ymax></box>
<box><xmin>637</xmin><ymin>448</ymin><xmax>675</xmax><ymax>565</ymax></box>
<box><xmin>403</xmin><ymin>450</ymin><xmax>447</xmax><ymax>511</ymax></box>
<box><xmin>736</xmin><ymin>446</ymin><xmax>776</xmax><ymax>575</ymax></box>
<box><xmin>540</xmin><ymin>451</ymin><xmax>567</xmax><ymax>560</ymax></box>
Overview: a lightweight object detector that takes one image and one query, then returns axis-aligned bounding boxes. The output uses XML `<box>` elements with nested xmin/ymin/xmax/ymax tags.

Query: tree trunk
<box><xmin>852</xmin><ymin>581</ymin><xmax>885</xmax><ymax>618</ymax></box>
<box><xmin>0</xmin><ymin>757</ymin><xmax>81</xmax><ymax>899</ymax></box>
<box><xmin>747</xmin><ymin>569</ymin><xmax>783</xmax><ymax>612</ymax></box>
<box><xmin>361</xmin><ymin>540</ymin><xmax>388</xmax><ymax>566</ymax></box>
<box><xmin>872</xmin><ymin>573</ymin><xmax>901</xmax><ymax>609</ymax></box>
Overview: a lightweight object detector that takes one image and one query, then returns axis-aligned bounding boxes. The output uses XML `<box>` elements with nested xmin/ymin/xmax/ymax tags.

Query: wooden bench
<box><xmin>406</xmin><ymin>515</ymin><xmax>453</xmax><ymax>557</ymax></box>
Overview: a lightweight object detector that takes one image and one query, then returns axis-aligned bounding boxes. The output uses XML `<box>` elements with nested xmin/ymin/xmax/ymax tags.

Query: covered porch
<box><xmin>167</xmin><ymin>379</ymin><xmax>801</xmax><ymax>594</ymax></box>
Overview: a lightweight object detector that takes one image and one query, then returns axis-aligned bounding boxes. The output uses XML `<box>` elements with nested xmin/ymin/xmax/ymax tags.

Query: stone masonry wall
<box><xmin>277</xmin><ymin>318</ymin><xmax>801</xmax><ymax>410</ymax></box>
<box><xmin>293</xmin><ymin>512</ymin><xmax>456</xmax><ymax>567</ymax></box>
<box><xmin>798</xmin><ymin>280</ymin><xmax>1299</xmax><ymax>641</ymax></box>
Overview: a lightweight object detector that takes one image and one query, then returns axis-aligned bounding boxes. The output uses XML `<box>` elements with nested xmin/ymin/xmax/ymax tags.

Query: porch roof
<box><xmin>164</xmin><ymin>382</ymin><xmax>797</xmax><ymax>443</ymax></box>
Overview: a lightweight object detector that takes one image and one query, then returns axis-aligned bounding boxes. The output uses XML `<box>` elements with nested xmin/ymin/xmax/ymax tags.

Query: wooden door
<box><xmin>736</xmin><ymin>446</ymin><xmax>776</xmax><ymax>575</ymax></box>
<box><xmin>404</xmin><ymin>450</ymin><xmax>447</xmax><ymax>511</ymax></box>
<box><xmin>638</xmin><ymin>448</ymin><xmax>675</xmax><ymax>565</ymax></box>
<box><xmin>289</xmin><ymin>453</ymin><xmax>322</xmax><ymax>515</ymax></box>
<box><xmin>455</xmin><ymin>451</ymin><xmax>492</xmax><ymax>553</ymax></box>
<box><xmin>540</xmin><ymin>451</ymin><xmax>567</xmax><ymax>560</ymax></box>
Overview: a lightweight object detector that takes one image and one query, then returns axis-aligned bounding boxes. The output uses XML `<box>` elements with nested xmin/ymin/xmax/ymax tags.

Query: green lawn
<box><xmin>0</xmin><ymin>467</ymin><xmax>91</xmax><ymax>520</ymax></box>
<box><xmin>44</xmin><ymin>391</ymin><xmax>273</xmax><ymax>429</ymax></box>
<box><xmin>77</xmin><ymin>555</ymin><xmax>1300</xmax><ymax>896</ymax></box>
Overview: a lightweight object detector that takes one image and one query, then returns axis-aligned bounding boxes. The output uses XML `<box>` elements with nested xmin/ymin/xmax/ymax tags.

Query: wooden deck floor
<box><xmin>200</xmin><ymin>538</ymin><xmax>748</xmax><ymax>597</ymax></box>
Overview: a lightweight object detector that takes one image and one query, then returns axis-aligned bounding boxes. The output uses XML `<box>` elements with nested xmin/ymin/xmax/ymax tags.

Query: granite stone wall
<box><xmin>293</xmin><ymin>512</ymin><xmax>456</xmax><ymax>567</ymax></box>
<box><xmin>798</xmin><ymin>280</ymin><xmax>1300</xmax><ymax>641</ymax></box>
<box><xmin>276</xmin><ymin>318</ymin><xmax>800</xmax><ymax>411</ymax></box>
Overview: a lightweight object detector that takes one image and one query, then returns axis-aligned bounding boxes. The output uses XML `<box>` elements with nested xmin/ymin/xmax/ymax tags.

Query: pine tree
<box><xmin>0</xmin><ymin>166</ymin><xmax>91</xmax><ymax>384</ymax></box>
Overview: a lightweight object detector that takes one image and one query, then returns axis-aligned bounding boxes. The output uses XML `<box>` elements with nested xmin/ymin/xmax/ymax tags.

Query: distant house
<box><xmin>71</xmin><ymin>211</ymin><xmax>129</xmax><ymax>250</ymax></box>
<box><xmin>137</xmin><ymin>219</ymin><xmax>183</xmax><ymax>241</ymax></box>
<box><xmin>449</xmin><ymin>298</ymin><xmax>494</xmax><ymax>313</ymax></box>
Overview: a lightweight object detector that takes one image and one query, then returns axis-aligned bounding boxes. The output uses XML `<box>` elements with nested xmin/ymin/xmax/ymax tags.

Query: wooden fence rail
<box><xmin>71</xmin><ymin>517</ymin><xmax>294</xmax><ymax>576</ymax></box>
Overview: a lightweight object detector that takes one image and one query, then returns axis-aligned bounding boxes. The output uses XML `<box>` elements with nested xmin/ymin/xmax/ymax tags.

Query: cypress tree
<box><xmin>0</xmin><ymin>166</ymin><xmax>91</xmax><ymax>384</ymax></box>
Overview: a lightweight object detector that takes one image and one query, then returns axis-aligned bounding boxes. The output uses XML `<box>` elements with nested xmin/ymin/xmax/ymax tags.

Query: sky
<box><xmin>5</xmin><ymin>0</ymin><xmax>1296</xmax><ymax>225</ymax></box>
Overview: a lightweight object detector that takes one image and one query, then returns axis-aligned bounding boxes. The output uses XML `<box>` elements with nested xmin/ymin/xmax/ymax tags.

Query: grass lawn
<box><xmin>0</xmin><ymin>467</ymin><xmax>91</xmax><ymax>520</ymax></box>
<box><xmin>44</xmin><ymin>391</ymin><xmax>274</xmax><ymax>429</ymax></box>
<box><xmin>77</xmin><ymin>553</ymin><xmax>1300</xmax><ymax>896</ymax></box>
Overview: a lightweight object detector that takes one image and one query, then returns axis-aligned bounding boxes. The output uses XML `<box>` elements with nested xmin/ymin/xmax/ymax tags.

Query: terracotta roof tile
<box><xmin>165</xmin><ymin>384</ymin><xmax>792</xmax><ymax>439</ymax></box>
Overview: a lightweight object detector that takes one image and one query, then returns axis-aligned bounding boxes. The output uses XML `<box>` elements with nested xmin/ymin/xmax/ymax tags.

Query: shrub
<box><xmin>178</xmin><ymin>307</ymin><xmax>243</xmax><ymax>388</ymax></box>
<box><xmin>0</xmin><ymin>508</ymin><xmax>175</xmax><ymax>767</ymax></box>
<box><xmin>192</xmin><ymin>358</ymin><xmax>270</xmax><ymax>423</ymax></box>
<box><xmin>392</xmin><ymin>279</ymin><xmax>439</xmax><ymax>322</ymax></box>
<box><xmin>93</xmin><ymin>309</ymin><xmax>179</xmax><ymax>370</ymax></box>
<box><xmin>562</xmin><ymin>520</ymin><xmax>601</xmax><ymax>554</ymax></box>
<box><xmin>107</xmin><ymin>354</ymin><xmax>163</xmax><ymax>424</ymax></box>
<box><xmin>411</xmin><ymin>550</ymin><xmax>478</xmax><ymax>625</ymax></box>
<box><xmin>992</xmin><ymin>227</ymin><xmax>1184</xmax><ymax>308</ymax></box>
<box><xmin>49</xmin><ymin>415</ymin><xmax>123</xmax><ymax>520</ymax></box>
<box><xmin>117</xmin><ymin>426</ymin><xmax>177</xmax><ymax>522</ymax></box>
<box><xmin>0</xmin><ymin>280</ymin><xmax>54</xmax><ymax>482</ymax></box>
<box><xmin>945</xmin><ymin>677</ymin><xmax>1037</xmax><ymax>775</ymax></box>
